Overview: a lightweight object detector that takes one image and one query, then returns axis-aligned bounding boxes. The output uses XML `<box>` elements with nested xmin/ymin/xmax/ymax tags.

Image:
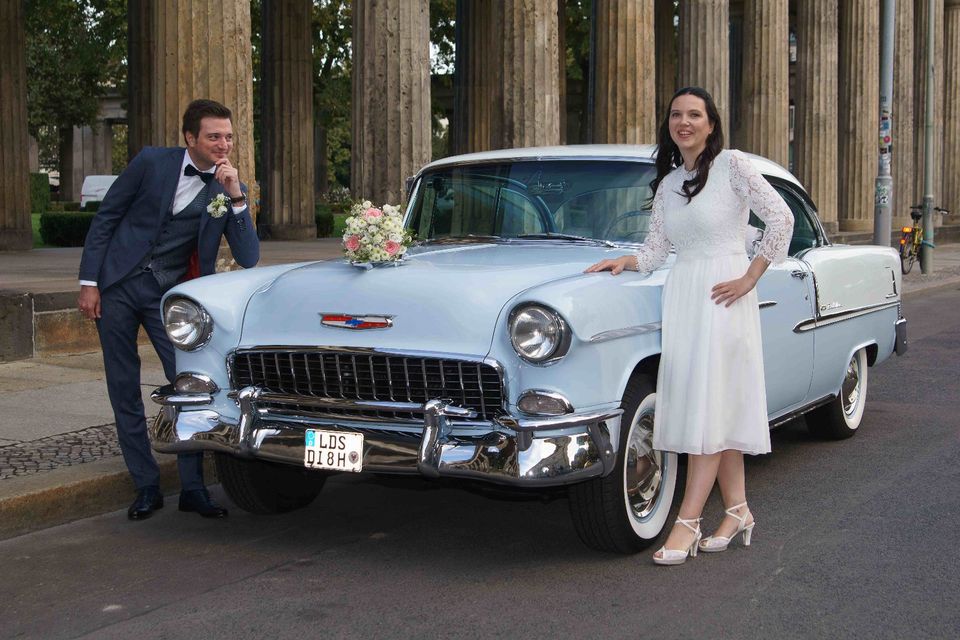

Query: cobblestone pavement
<box><xmin>0</xmin><ymin>424</ymin><xmax>120</xmax><ymax>480</ymax></box>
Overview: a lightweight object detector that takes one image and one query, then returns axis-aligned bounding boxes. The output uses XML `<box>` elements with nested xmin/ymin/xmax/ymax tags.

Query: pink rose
<box><xmin>345</xmin><ymin>235</ymin><xmax>361</xmax><ymax>251</ymax></box>
<box><xmin>365</xmin><ymin>207</ymin><xmax>383</xmax><ymax>219</ymax></box>
<box><xmin>384</xmin><ymin>240</ymin><xmax>401</xmax><ymax>256</ymax></box>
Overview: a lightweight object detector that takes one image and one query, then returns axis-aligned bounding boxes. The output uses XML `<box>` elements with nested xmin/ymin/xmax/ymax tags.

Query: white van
<box><xmin>80</xmin><ymin>175</ymin><xmax>118</xmax><ymax>208</ymax></box>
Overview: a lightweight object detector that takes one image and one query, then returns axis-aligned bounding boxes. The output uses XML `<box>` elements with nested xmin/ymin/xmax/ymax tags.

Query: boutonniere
<box><xmin>207</xmin><ymin>193</ymin><xmax>229</xmax><ymax>219</ymax></box>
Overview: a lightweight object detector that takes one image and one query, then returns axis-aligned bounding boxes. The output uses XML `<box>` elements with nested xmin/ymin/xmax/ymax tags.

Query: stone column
<box><xmin>914</xmin><ymin>0</ymin><xmax>944</xmax><ymax>226</ymax></box>
<box><xmin>679</xmin><ymin>0</ymin><xmax>730</xmax><ymax>137</ymax></box>
<box><xmin>0</xmin><ymin>0</ymin><xmax>31</xmax><ymax>251</ymax></box>
<box><xmin>838</xmin><ymin>1</ymin><xmax>879</xmax><ymax>232</ymax></box>
<box><xmin>498</xmin><ymin>0</ymin><xmax>561</xmax><ymax>148</ymax></box>
<box><xmin>943</xmin><ymin>0</ymin><xmax>960</xmax><ymax>223</ymax></box>
<box><xmin>352</xmin><ymin>0</ymin><xmax>431</xmax><ymax>204</ymax></box>
<box><xmin>892</xmin><ymin>0</ymin><xmax>915</xmax><ymax>228</ymax></box>
<box><xmin>452</xmin><ymin>0</ymin><xmax>502</xmax><ymax>154</ymax></box>
<box><xmin>739</xmin><ymin>0</ymin><xmax>789</xmax><ymax>167</ymax></box>
<box><xmin>592</xmin><ymin>0</ymin><xmax>657</xmax><ymax>144</ymax></box>
<box><xmin>655</xmin><ymin>0</ymin><xmax>678</xmax><ymax>117</ymax></box>
<box><xmin>261</xmin><ymin>0</ymin><xmax>315</xmax><ymax>240</ymax></box>
<box><xmin>127</xmin><ymin>0</ymin><xmax>155</xmax><ymax>159</ymax></box>
<box><xmin>794</xmin><ymin>0</ymin><xmax>838</xmax><ymax>233</ymax></box>
<box><xmin>151</xmin><ymin>0</ymin><xmax>256</xmax><ymax>200</ymax></box>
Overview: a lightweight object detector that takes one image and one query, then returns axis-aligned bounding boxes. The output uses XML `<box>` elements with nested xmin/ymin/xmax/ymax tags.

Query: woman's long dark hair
<box><xmin>650</xmin><ymin>86</ymin><xmax>725</xmax><ymax>203</ymax></box>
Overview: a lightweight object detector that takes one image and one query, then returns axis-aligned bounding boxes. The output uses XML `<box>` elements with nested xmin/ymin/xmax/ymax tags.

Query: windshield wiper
<box><xmin>417</xmin><ymin>234</ymin><xmax>504</xmax><ymax>245</ymax></box>
<box><xmin>516</xmin><ymin>232</ymin><xmax>617</xmax><ymax>248</ymax></box>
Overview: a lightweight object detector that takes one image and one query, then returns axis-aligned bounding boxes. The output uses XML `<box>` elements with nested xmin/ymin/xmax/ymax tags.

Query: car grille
<box><xmin>230</xmin><ymin>349</ymin><xmax>504</xmax><ymax>422</ymax></box>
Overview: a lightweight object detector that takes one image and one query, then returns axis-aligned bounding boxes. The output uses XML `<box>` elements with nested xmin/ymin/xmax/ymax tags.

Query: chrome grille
<box><xmin>230</xmin><ymin>349</ymin><xmax>504</xmax><ymax>421</ymax></box>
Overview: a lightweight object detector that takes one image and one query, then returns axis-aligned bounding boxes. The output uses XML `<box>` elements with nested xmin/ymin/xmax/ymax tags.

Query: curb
<box><xmin>0</xmin><ymin>453</ymin><xmax>214</xmax><ymax>541</ymax></box>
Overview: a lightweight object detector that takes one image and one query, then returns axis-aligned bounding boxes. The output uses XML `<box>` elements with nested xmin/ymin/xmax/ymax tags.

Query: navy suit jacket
<box><xmin>79</xmin><ymin>146</ymin><xmax>260</xmax><ymax>291</ymax></box>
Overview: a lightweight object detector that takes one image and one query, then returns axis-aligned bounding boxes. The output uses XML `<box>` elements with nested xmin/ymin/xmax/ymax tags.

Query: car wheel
<box><xmin>215</xmin><ymin>453</ymin><xmax>327</xmax><ymax>514</ymax></box>
<box><xmin>807</xmin><ymin>347</ymin><xmax>869</xmax><ymax>440</ymax></box>
<box><xmin>568</xmin><ymin>373</ymin><xmax>680</xmax><ymax>554</ymax></box>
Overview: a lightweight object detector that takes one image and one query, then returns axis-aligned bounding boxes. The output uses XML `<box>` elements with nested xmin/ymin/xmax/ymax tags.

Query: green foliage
<box><xmin>25</xmin><ymin>0</ymin><xmax>127</xmax><ymax>170</ymax></box>
<box><xmin>83</xmin><ymin>201</ymin><xmax>101</xmax><ymax>212</ymax></box>
<box><xmin>315</xmin><ymin>203</ymin><xmax>335</xmax><ymax>237</ymax></box>
<box><xmin>31</xmin><ymin>213</ymin><xmax>48</xmax><ymax>248</ymax></box>
<box><xmin>430</xmin><ymin>0</ymin><xmax>456</xmax><ymax>73</ymax></box>
<box><xmin>30</xmin><ymin>173</ymin><xmax>51</xmax><ymax>213</ymax></box>
<box><xmin>39</xmin><ymin>212</ymin><xmax>95</xmax><ymax>247</ymax></box>
<box><xmin>63</xmin><ymin>201</ymin><xmax>81</xmax><ymax>212</ymax></box>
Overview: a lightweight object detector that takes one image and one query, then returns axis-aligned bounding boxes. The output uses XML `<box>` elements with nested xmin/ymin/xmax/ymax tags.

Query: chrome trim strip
<box><xmin>793</xmin><ymin>300</ymin><xmax>900</xmax><ymax>333</ymax></box>
<box><xmin>758</xmin><ymin>301</ymin><xmax>777</xmax><ymax>309</ymax></box>
<box><xmin>589</xmin><ymin>322</ymin><xmax>662</xmax><ymax>343</ymax></box>
<box><xmin>150</xmin><ymin>385</ymin><xmax>214</xmax><ymax>406</ymax></box>
<box><xmin>496</xmin><ymin>408</ymin><xmax>624</xmax><ymax>432</ymax></box>
<box><xmin>768</xmin><ymin>395</ymin><xmax>835</xmax><ymax>428</ymax></box>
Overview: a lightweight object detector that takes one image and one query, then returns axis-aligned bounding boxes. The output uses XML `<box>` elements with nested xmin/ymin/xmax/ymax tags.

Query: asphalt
<box><xmin>1</xmin><ymin>238</ymin><xmax>959</xmax><ymax>540</ymax></box>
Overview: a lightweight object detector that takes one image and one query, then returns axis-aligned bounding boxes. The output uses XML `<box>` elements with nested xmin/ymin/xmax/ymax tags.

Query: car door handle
<box><xmin>791</xmin><ymin>270</ymin><xmax>809</xmax><ymax>279</ymax></box>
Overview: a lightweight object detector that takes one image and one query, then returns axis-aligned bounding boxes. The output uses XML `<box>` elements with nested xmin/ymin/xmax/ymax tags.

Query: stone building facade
<box><xmin>1</xmin><ymin>0</ymin><xmax>957</xmax><ymax>250</ymax></box>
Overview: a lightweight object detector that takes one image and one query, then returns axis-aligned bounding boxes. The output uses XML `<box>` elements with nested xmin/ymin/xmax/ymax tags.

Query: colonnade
<box><xmin>2</xmin><ymin>0</ymin><xmax>959</xmax><ymax>250</ymax></box>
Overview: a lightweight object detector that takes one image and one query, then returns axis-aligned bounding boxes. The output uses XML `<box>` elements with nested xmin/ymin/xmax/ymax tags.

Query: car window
<box><xmin>748</xmin><ymin>182</ymin><xmax>821</xmax><ymax>257</ymax></box>
<box><xmin>408</xmin><ymin>161</ymin><xmax>657</xmax><ymax>244</ymax></box>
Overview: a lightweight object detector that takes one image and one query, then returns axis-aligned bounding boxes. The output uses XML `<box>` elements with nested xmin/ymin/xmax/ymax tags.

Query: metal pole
<box><xmin>920</xmin><ymin>0</ymin><xmax>936</xmax><ymax>273</ymax></box>
<box><xmin>874</xmin><ymin>0</ymin><xmax>895</xmax><ymax>246</ymax></box>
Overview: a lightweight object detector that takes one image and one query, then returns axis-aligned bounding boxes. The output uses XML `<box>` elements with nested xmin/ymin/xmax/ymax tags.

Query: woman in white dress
<box><xmin>586</xmin><ymin>87</ymin><xmax>793</xmax><ymax>565</ymax></box>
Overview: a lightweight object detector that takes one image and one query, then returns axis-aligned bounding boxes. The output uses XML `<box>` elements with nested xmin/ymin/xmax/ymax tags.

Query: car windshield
<box><xmin>407</xmin><ymin>160</ymin><xmax>657</xmax><ymax>245</ymax></box>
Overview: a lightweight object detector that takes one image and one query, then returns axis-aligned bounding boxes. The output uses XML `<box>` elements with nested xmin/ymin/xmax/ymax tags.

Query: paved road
<box><xmin>1</xmin><ymin>286</ymin><xmax>958</xmax><ymax>640</ymax></box>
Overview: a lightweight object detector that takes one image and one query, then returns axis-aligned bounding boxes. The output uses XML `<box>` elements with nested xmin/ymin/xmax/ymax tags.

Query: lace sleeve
<box><xmin>633</xmin><ymin>183</ymin><xmax>671</xmax><ymax>272</ymax></box>
<box><xmin>728</xmin><ymin>150</ymin><xmax>794</xmax><ymax>265</ymax></box>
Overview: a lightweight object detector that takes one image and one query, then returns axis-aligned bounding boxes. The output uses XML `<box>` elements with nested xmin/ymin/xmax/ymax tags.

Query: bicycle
<box><xmin>899</xmin><ymin>205</ymin><xmax>950</xmax><ymax>274</ymax></box>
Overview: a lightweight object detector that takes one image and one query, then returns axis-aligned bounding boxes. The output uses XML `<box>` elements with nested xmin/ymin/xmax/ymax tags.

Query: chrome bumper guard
<box><xmin>895</xmin><ymin>317</ymin><xmax>908</xmax><ymax>356</ymax></box>
<box><xmin>149</xmin><ymin>386</ymin><xmax>621</xmax><ymax>487</ymax></box>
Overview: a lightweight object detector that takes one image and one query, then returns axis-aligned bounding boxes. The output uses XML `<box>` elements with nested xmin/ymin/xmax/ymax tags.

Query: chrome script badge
<box><xmin>320</xmin><ymin>313</ymin><xmax>394</xmax><ymax>330</ymax></box>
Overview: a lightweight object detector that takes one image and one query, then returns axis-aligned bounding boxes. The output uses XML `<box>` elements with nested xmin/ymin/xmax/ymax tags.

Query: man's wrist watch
<box><xmin>229</xmin><ymin>194</ymin><xmax>247</xmax><ymax>205</ymax></box>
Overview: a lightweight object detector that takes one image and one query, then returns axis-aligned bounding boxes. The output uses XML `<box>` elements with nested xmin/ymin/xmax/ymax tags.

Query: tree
<box><xmin>25</xmin><ymin>0</ymin><xmax>126</xmax><ymax>170</ymax></box>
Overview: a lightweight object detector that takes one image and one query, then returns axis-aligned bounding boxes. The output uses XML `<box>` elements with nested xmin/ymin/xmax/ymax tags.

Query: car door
<box><xmin>753</xmin><ymin>182</ymin><xmax>819</xmax><ymax>418</ymax></box>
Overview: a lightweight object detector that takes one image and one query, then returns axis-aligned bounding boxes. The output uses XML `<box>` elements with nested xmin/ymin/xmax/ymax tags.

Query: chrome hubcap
<box><xmin>841</xmin><ymin>354</ymin><xmax>862</xmax><ymax>417</ymax></box>
<box><xmin>625</xmin><ymin>408</ymin><xmax>662</xmax><ymax>521</ymax></box>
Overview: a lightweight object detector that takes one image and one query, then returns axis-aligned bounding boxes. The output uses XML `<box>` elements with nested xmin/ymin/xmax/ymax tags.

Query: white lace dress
<box><xmin>634</xmin><ymin>149</ymin><xmax>794</xmax><ymax>455</ymax></box>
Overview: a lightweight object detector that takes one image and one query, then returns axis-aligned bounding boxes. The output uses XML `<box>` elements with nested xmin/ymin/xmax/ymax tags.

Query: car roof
<box><xmin>419</xmin><ymin>144</ymin><xmax>802</xmax><ymax>189</ymax></box>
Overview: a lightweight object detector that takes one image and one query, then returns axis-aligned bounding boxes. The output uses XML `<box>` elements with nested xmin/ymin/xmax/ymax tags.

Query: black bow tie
<box><xmin>184</xmin><ymin>164</ymin><xmax>214</xmax><ymax>184</ymax></box>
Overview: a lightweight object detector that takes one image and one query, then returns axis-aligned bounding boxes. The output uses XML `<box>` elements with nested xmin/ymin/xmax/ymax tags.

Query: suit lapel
<box><xmin>156</xmin><ymin>147</ymin><xmax>185</xmax><ymax>219</ymax></box>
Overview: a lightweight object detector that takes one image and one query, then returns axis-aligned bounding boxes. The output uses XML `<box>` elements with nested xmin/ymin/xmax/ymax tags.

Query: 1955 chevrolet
<box><xmin>151</xmin><ymin>145</ymin><xmax>907</xmax><ymax>553</ymax></box>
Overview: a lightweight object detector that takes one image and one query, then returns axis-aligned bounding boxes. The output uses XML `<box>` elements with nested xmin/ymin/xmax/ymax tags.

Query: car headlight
<box><xmin>163</xmin><ymin>296</ymin><xmax>213</xmax><ymax>351</ymax></box>
<box><xmin>509</xmin><ymin>303</ymin><xmax>570</xmax><ymax>364</ymax></box>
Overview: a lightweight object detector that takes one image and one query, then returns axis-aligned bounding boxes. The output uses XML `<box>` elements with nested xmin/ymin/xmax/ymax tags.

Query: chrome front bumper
<box><xmin>150</xmin><ymin>386</ymin><xmax>621</xmax><ymax>487</ymax></box>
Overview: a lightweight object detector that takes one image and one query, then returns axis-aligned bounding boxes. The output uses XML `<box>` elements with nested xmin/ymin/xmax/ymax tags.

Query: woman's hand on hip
<box><xmin>711</xmin><ymin>275</ymin><xmax>758</xmax><ymax>307</ymax></box>
<box><xmin>584</xmin><ymin>255</ymin><xmax>634</xmax><ymax>275</ymax></box>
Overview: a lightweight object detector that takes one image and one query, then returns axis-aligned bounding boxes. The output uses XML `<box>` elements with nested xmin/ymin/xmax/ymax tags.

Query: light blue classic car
<box><xmin>151</xmin><ymin>145</ymin><xmax>907</xmax><ymax>553</ymax></box>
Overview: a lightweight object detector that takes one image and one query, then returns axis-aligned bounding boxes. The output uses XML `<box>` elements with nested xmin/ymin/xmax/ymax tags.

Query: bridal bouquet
<box><xmin>342</xmin><ymin>201</ymin><xmax>412</xmax><ymax>263</ymax></box>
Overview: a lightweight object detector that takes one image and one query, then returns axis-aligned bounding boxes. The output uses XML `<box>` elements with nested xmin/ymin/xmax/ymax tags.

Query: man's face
<box><xmin>185</xmin><ymin>117</ymin><xmax>233</xmax><ymax>169</ymax></box>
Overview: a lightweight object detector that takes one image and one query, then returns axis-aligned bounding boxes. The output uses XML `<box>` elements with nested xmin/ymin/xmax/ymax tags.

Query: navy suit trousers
<box><xmin>96</xmin><ymin>270</ymin><xmax>204</xmax><ymax>491</ymax></box>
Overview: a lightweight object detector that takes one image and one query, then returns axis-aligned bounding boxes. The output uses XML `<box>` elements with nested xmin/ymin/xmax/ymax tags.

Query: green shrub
<box><xmin>30</xmin><ymin>173</ymin><xmax>50</xmax><ymax>213</ymax></box>
<box><xmin>83</xmin><ymin>200</ymin><xmax>101</xmax><ymax>212</ymax></box>
<box><xmin>63</xmin><ymin>201</ymin><xmax>81</xmax><ymax>212</ymax></box>
<box><xmin>315</xmin><ymin>203</ymin><xmax>334</xmax><ymax>237</ymax></box>
<box><xmin>39</xmin><ymin>212</ymin><xmax>95</xmax><ymax>247</ymax></box>
<box><xmin>47</xmin><ymin>201</ymin><xmax>65</xmax><ymax>212</ymax></box>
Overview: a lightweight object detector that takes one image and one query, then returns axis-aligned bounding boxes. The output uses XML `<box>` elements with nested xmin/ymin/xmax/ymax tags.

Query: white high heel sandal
<box><xmin>652</xmin><ymin>517</ymin><xmax>702</xmax><ymax>566</ymax></box>
<box><xmin>699</xmin><ymin>501</ymin><xmax>755</xmax><ymax>553</ymax></box>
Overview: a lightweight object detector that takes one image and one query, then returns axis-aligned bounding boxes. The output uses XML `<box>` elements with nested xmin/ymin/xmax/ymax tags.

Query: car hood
<box><xmin>239</xmin><ymin>243</ymin><xmax>619</xmax><ymax>356</ymax></box>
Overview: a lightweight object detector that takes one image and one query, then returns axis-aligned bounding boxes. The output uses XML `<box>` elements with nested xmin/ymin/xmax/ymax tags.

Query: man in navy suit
<box><xmin>78</xmin><ymin>99</ymin><xmax>259</xmax><ymax>520</ymax></box>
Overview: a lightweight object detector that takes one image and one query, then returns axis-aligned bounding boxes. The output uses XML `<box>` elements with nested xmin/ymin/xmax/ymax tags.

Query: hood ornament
<box><xmin>320</xmin><ymin>313</ymin><xmax>394</xmax><ymax>330</ymax></box>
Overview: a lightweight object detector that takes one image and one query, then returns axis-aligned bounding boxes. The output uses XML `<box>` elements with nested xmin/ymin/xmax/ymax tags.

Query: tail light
<box><xmin>901</xmin><ymin>226</ymin><xmax>913</xmax><ymax>233</ymax></box>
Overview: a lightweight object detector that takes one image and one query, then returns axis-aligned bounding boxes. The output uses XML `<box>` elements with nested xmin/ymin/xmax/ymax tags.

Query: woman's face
<box><xmin>668</xmin><ymin>94</ymin><xmax>714</xmax><ymax>159</ymax></box>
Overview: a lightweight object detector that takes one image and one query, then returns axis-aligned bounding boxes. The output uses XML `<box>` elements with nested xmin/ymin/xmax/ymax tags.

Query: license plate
<box><xmin>304</xmin><ymin>429</ymin><xmax>364</xmax><ymax>472</ymax></box>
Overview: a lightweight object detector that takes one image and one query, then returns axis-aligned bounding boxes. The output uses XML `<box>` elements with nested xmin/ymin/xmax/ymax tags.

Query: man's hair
<box><xmin>181</xmin><ymin>99</ymin><xmax>232</xmax><ymax>140</ymax></box>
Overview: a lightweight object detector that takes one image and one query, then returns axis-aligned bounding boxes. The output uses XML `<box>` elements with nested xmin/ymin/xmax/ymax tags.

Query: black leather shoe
<box><xmin>178</xmin><ymin>489</ymin><xmax>228</xmax><ymax>518</ymax></box>
<box><xmin>127</xmin><ymin>486</ymin><xmax>164</xmax><ymax>520</ymax></box>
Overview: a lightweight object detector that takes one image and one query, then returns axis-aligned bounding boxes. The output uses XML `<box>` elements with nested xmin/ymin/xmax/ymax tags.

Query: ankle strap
<box><xmin>724</xmin><ymin>502</ymin><xmax>749</xmax><ymax>523</ymax></box>
<box><xmin>676</xmin><ymin>516</ymin><xmax>701</xmax><ymax>533</ymax></box>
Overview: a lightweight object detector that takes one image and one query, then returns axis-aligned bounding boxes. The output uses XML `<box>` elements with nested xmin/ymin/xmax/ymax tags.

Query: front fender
<box><xmin>489</xmin><ymin>266</ymin><xmax>668</xmax><ymax>414</ymax></box>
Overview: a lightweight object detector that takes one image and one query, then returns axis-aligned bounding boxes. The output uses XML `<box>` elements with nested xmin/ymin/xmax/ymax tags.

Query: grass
<box><xmin>31</xmin><ymin>213</ymin><xmax>49</xmax><ymax>248</ymax></box>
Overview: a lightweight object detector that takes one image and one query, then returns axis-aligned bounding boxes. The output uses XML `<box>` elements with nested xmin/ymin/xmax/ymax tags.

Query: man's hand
<box><xmin>214</xmin><ymin>158</ymin><xmax>243</xmax><ymax>199</ymax></box>
<box><xmin>78</xmin><ymin>285</ymin><xmax>101</xmax><ymax>320</ymax></box>
<box><xmin>584</xmin><ymin>255</ymin><xmax>635</xmax><ymax>275</ymax></box>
